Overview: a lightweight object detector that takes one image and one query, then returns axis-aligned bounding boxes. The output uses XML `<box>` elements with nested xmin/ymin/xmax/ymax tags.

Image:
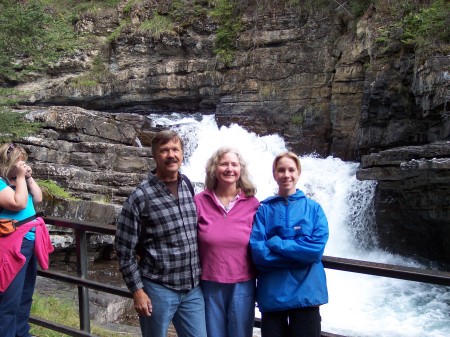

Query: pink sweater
<box><xmin>194</xmin><ymin>190</ymin><xmax>259</xmax><ymax>283</ymax></box>
<box><xmin>0</xmin><ymin>217</ymin><xmax>54</xmax><ymax>291</ymax></box>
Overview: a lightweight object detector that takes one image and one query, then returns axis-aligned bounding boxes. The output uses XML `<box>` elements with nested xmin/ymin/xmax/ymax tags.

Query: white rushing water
<box><xmin>148</xmin><ymin>113</ymin><xmax>450</xmax><ymax>337</ymax></box>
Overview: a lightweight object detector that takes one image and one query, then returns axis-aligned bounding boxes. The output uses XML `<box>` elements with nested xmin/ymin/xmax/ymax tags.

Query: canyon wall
<box><xmin>8</xmin><ymin>1</ymin><xmax>450</xmax><ymax>265</ymax></box>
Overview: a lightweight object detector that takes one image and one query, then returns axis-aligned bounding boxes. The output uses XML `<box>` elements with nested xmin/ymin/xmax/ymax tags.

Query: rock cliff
<box><xmin>5</xmin><ymin>1</ymin><xmax>450</xmax><ymax>265</ymax></box>
<box><xmin>358</xmin><ymin>141</ymin><xmax>450</xmax><ymax>265</ymax></box>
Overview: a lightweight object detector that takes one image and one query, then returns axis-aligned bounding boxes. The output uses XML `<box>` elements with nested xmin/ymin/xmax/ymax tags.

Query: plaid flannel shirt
<box><xmin>115</xmin><ymin>171</ymin><xmax>201</xmax><ymax>293</ymax></box>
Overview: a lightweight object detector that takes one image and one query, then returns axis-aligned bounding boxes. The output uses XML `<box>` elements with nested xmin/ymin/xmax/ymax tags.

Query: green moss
<box><xmin>37</xmin><ymin>179</ymin><xmax>79</xmax><ymax>200</ymax></box>
<box><xmin>259</xmin><ymin>86</ymin><xmax>271</xmax><ymax>99</ymax></box>
<box><xmin>291</xmin><ymin>114</ymin><xmax>304</xmax><ymax>126</ymax></box>
<box><xmin>92</xmin><ymin>194</ymin><xmax>112</xmax><ymax>204</ymax></box>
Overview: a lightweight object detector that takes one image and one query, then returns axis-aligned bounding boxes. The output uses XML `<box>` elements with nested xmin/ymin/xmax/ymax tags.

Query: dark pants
<box><xmin>261</xmin><ymin>307</ymin><xmax>321</xmax><ymax>337</ymax></box>
<box><xmin>0</xmin><ymin>238</ymin><xmax>37</xmax><ymax>337</ymax></box>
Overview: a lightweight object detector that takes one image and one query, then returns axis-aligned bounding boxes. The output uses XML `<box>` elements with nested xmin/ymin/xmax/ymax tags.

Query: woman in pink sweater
<box><xmin>195</xmin><ymin>146</ymin><xmax>259</xmax><ymax>337</ymax></box>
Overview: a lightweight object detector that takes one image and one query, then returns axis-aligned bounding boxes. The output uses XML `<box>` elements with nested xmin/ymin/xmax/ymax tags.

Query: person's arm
<box><xmin>250</xmin><ymin>207</ymin><xmax>299</xmax><ymax>272</ymax></box>
<box><xmin>25</xmin><ymin>165</ymin><xmax>42</xmax><ymax>204</ymax></box>
<box><xmin>266</xmin><ymin>204</ymin><xmax>329</xmax><ymax>264</ymax></box>
<box><xmin>0</xmin><ymin>161</ymin><xmax>28</xmax><ymax>211</ymax></box>
<box><xmin>132</xmin><ymin>288</ymin><xmax>152</xmax><ymax>316</ymax></box>
<box><xmin>115</xmin><ymin>193</ymin><xmax>144</xmax><ymax>294</ymax></box>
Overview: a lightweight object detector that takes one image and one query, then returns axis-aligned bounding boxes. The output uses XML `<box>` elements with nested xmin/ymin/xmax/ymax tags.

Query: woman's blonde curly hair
<box><xmin>0</xmin><ymin>143</ymin><xmax>28</xmax><ymax>180</ymax></box>
<box><xmin>204</xmin><ymin>146</ymin><xmax>256</xmax><ymax>197</ymax></box>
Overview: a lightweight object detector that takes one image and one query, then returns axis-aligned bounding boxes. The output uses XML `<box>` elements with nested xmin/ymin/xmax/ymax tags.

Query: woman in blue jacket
<box><xmin>250</xmin><ymin>151</ymin><xmax>329</xmax><ymax>337</ymax></box>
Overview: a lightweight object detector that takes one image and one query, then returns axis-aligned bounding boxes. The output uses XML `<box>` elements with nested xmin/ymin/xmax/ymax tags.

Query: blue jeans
<box><xmin>0</xmin><ymin>238</ymin><xmax>37</xmax><ymax>337</ymax></box>
<box><xmin>140</xmin><ymin>279</ymin><xmax>207</xmax><ymax>337</ymax></box>
<box><xmin>202</xmin><ymin>279</ymin><xmax>256</xmax><ymax>337</ymax></box>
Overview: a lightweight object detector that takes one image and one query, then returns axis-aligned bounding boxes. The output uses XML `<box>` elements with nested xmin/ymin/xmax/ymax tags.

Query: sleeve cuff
<box><xmin>266</xmin><ymin>235</ymin><xmax>282</xmax><ymax>252</ymax></box>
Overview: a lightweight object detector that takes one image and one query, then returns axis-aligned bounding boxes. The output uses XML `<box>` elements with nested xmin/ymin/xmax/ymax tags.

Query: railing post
<box><xmin>75</xmin><ymin>228</ymin><xmax>91</xmax><ymax>333</ymax></box>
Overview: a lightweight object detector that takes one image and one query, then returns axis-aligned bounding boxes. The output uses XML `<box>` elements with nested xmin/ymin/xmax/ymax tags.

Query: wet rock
<box><xmin>357</xmin><ymin>141</ymin><xmax>450</xmax><ymax>266</ymax></box>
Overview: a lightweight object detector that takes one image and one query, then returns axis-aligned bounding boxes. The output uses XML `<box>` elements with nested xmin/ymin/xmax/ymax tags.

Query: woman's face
<box><xmin>215</xmin><ymin>152</ymin><xmax>241</xmax><ymax>187</ymax></box>
<box><xmin>274</xmin><ymin>156</ymin><xmax>300</xmax><ymax>196</ymax></box>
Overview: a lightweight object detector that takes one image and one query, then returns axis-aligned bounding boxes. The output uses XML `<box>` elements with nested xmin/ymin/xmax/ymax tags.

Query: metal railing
<box><xmin>31</xmin><ymin>216</ymin><xmax>450</xmax><ymax>337</ymax></box>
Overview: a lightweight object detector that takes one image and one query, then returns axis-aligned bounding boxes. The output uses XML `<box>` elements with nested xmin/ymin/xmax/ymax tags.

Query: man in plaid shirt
<box><xmin>115</xmin><ymin>130</ymin><xmax>206</xmax><ymax>337</ymax></box>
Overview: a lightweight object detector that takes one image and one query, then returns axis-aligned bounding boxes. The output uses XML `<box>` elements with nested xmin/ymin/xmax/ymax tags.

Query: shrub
<box><xmin>0</xmin><ymin>109</ymin><xmax>41</xmax><ymax>143</ymax></box>
<box><xmin>0</xmin><ymin>0</ymin><xmax>78</xmax><ymax>82</ymax></box>
<box><xmin>210</xmin><ymin>0</ymin><xmax>242</xmax><ymax>65</ymax></box>
<box><xmin>140</xmin><ymin>11</ymin><xmax>176</xmax><ymax>39</ymax></box>
<box><xmin>401</xmin><ymin>0</ymin><xmax>450</xmax><ymax>48</ymax></box>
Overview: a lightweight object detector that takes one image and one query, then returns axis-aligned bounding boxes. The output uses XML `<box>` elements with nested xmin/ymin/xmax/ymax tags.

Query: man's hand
<box><xmin>132</xmin><ymin>288</ymin><xmax>153</xmax><ymax>316</ymax></box>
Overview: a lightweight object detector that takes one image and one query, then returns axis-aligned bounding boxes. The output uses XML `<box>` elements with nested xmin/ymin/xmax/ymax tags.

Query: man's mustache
<box><xmin>164</xmin><ymin>158</ymin><xmax>179</xmax><ymax>164</ymax></box>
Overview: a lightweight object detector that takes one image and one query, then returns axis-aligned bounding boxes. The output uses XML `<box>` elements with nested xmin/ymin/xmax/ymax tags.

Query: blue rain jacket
<box><xmin>250</xmin><ymin>189</ymin><xmax>329</xmax><ymax>312</ymax></box>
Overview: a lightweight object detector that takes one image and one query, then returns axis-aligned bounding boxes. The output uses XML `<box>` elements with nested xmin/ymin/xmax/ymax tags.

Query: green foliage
<box><xmin>0</xmin><ymin>0</ymin><xmax>126</xmax><ymax>83</ymax></box>
<box><xmin>210</xmin><ymin>0</ymin><xmax>242</xmax><ymax>65</ymax></box>
<box><xmin>69</xmin><ymin>55</ymin><xmax>113</xmax><ymax>88</ymax></box>
<box><xmin>290</xmin><ymin>114</ymin><xmax>304</xmax><ymax>126</ymax></box>
<box><xmin>376</xmin><ymin>0</ymin><xmax>449</xmax><ymax>52</ymax></box>
<box><xmin>0</xmin><ymin>88</ymin><xmax>23</xmax><ymax>106</ymax></box>
<box><xmin>107</xmin><ymin>18</ymin><xmax>130</xmax><ymax>43</ymax></box>
<box><xmin>37</xmin><ymin>179</ymin><xmax>78</xmax><ymax>200</ymax></box>
<box><xmin>401</xmin><ymin>0</ymin><xmax>449</xmax><ymax>48</ymax></box>
<box><xmin>140</xmin><ymin>11</ymin><xmax>176</xmax><ymax>38</ymax></box>
<box><xmin>31</xmin><ymin>293</ymin><xmax>124</xmax><ymax>337</ymax></box>
<box><xmin>0</xmin><ymin>109</ymin><xmax>41</xmax><ymax>143</ymax></box>
<box><xmin>31</xmin><ymin>294</ymin><xmax>79</xmax><ymax>335</ymax></box>
<box><xmin>45</xmin><ymin>0</ymin><xmax>121</xmax><ymax>13</ymax></box>
<box><xmin>123</xmin><ymin>0</ymin><xmax>135</xmax><ymax>14</ymax></box>
<box><xmin>349</xmin><ymin>0</ymin><xmax>374</xmax><ymax>18</ymax></box>
<box><xmin>0</xmin><ymin>88</ymin><xmax>40</xmax><ymax>142</ymax></box>
<box><xmin>170</xmin><ymin>0</ymin><xmax>210</xmax><ymax>26</ymax></box>
<box><xmin>0</xmin><ymin>0</ymin><xmax>78</xmax><ymax>82</ymax></box>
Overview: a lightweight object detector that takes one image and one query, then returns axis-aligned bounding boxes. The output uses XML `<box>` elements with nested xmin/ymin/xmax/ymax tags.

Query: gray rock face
<box><xmin>23</xmin><ymin>106</ymin><xmax>154</xmax><ymax>205</ymax></box>
<box><xmin>8</xmin><ymin>3</ymin><xmax>450</xmax><ymax>264</ymax></box>
<box><xmin>16</xmin><ymin>5</ymin><xmax>449</xmax><ymax>158</ymax></box>
<box><xmin>18</xmin><ymin>106</ymin><xmax>155</xmax><ymax>253</ymax></box>
<box><xmin>358</xmin><ymin>141</ymin><xmax>450</xmax><ymax>265</ymax></box>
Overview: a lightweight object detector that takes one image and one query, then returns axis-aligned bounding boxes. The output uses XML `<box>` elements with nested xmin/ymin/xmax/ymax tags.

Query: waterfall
<box><xmin>148</xmin><ymin>113</ymin><xmax>450</xmax><ymax>337</ymax></box>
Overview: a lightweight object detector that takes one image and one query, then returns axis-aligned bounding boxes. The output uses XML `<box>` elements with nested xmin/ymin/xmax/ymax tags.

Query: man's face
<box><xmin>154</xmin><ymin>138</ymin><xmax>183</xmax><ymax>179</ymax></box>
